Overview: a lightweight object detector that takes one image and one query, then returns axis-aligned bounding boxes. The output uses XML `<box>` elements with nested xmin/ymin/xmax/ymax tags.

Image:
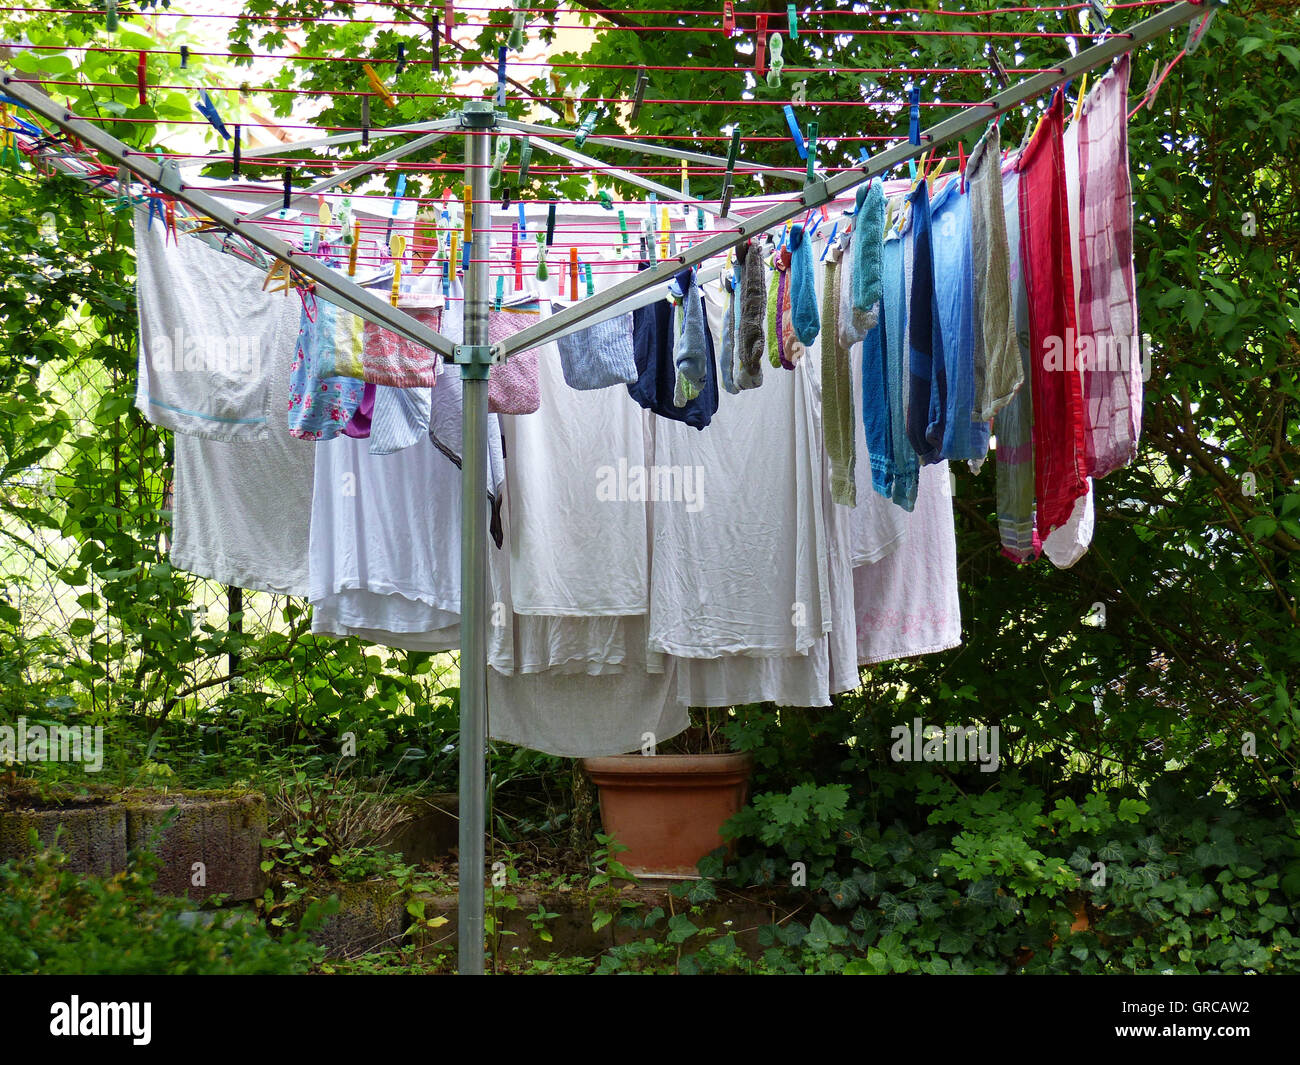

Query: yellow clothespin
<box><xmin>449</xmin><ymin>230</ymin><xmax>459</xmax><ymax>275</ymax></box>
<box><xmin>263</xmin><ymin>258</ymin><xmax>294</xmax><ymax>295</ymax></box>
<box><xmin>390</xmin><ymin>234</ymin><xmax>407</xmax><ymax>306</ymax></box>
<box><xmin>363</xmin><ymin>63</ymin><xmax>397</xmax><ymax>107</ymax></box>
<box><xmin>658</xmin><ymin>206</ymin><xmax>669</xmax><ymax>260</ymax></box>
<box><xmin>551</xmin><ymin>74</ymin><xmax>577</xmax><ymax>124</ymax></box>
<box><xmin>348</xmin><ymin>219</ymin><xmax>360</xmax><ymax>275</ymax></box>
<box><xmin>462</xmin><ymin>184</ymin><xmax>472</xmax><ymax>243</ymax></box>
<box><xmin>1072</xmin><ymin>74</ymin><xmax>1088</xmax><ymax>123</ymax></box>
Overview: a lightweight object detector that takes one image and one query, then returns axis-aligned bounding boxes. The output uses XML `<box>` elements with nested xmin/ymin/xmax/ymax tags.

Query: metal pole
<box><xmin>456</xmin><ymin>101</ymin><xmax>493</xmax><ymax>975</ymax></box>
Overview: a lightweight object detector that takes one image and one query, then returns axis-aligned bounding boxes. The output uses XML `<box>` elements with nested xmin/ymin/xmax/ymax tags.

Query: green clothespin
<box><xmin>805</xmin><ymin>120</ymin><xmax>818</xmax><ymax>184</ymax></box>
<box><xmin>495</xmin><ymin>274</ymin><xmax>505</xmax><ymax>310</ymax></box>
<box><xmin>767</xmin><ymin>34</ymin><xmax>784</xmax><ymax>88</ymax></box>
<box><xmin>787</xmin><ymin>4</ymin><xmax>797</xmax><ymax>39</ymax></box>
<box><xmin>618</xmin><ymin>209</ymin><xmax>628</xmax><ymax>254</ymax></box>
<box><xmin>509</xmin><ymin>0</ymin><xmax>528</xmax><ymax>51</ymax></box>
<box><xmin>697</xmin><ymin>207</ymin><xmax>705</xmax><ymax>230</ymax></box>
<box><xmin>535</xmin><ymin>232</ymin><xmax>548</xmax><ymax>281</ymax></box>
<box><xmin>597</xmin><ymin>190</ymin><xmax>613</xmax><ymax>210</ymax></box>
<box><xmin>574</xmin><ymin>107</ymin><xmax>601</xmax><ymax>150</ymax></box>
<box><xmin>584</xmin><ymin>261</ymin><xmax>594</xmax><ymax>297</ymax></box>
<box><xmin>517</xmin><ymin>136</ymin><xmax>532</xmax><ymax>182</ymax></box>
<box><xmin>488</xmin><ymin>136</ymin><xmax>510</xmax><ymax>189</ymax></box>
<box><xmin>106</xmin><ymin>0</ymin><xmax>118</xmax><ymax>32</ymax></box>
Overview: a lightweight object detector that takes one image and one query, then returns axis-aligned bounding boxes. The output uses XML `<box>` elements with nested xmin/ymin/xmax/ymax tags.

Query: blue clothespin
<box><xmin>805</xmin><ymin>120</ymin><xmax>818</xmax><ymax>183</ymax></box>
<box><xmin>442</xmin><ymin>257</ymin><xmax>450</xmax><ymax>297</ymax></box>
<box><xmin>545</xmin><ymin>202</ymin><xmax>556</xmax><ymax>247</ymax></box>
<box><xmin>783</xmin><ymin>105</ymin><xmax>807</xmax><ymax>160</ymax></box>
<box><xmin>146</xmin><ymin>193</ymin><xmax>166</xmax><ymax>231</ymax></box>
<box><xmin>496</xmin><ymin>46</ymin><xmax>508</xmax><ymax>107</ymax></box>
<box><xmin>819</xmin><ymin>221</ymin><xmax>837</xmax><ymax>261</ymax></box>
<box><xmin>908</xmin><ymin>85</ymin><xmax>921</xmax><ymax>145</ymax></box>
<box><xmin>518</xmin><ymin>201</ymin><xmax>527</xmax><ymax>237</ymax></box>
<box><xmin>859</xmin><ymin>147</ymin><xmax>871</xmax><ymax>168</ymax></box>
<box><xmin>195</xmin><ymin>90</ymin><xmax>230</xmax><ymax>140</ymax></box>
<box><xmin>495</xmin><ymin>274</ymin><xmax>504</xmax><ymax>310</ymax></box>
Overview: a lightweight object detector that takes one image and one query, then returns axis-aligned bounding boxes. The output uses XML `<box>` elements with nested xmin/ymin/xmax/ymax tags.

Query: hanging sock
<box><xmin>734</xmin><ymin>241</ymin><xmax>765</xmax><ymax>391</ymax></box>
<box><xmin>765</xmin><ymin>258</ymin><xmax>781</xmax><ymax>369</ymax></box>
<box><xmin>851</xmin><ymin>180</ymin><xmax>885</xmax><ymax>324</ymax></box>
<box><xmin>787</xmin><ymin>223</ymin><xmax>819</xmax><ymax>346</ymax></box>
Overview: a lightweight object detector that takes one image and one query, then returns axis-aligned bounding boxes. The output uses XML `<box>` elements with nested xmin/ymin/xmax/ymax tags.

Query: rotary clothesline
<box><xmin>1</xmin><ymin>0</ymin><xmax>1223</xmax><ymax>976</ymax></box>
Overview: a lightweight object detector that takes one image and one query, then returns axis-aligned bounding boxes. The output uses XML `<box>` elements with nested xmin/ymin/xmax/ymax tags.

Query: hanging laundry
<box><xmin>765</xmin><ymin>260</ymin><xmax>782</xmax><ymax>369</ymax></box>
<box><xmin>733</xmin><ymin>241</ymin><xmax>765</xmax><ymax>390</ymax></box>
<box><xmin>906</xmin><ymin>180</ymin><xmax>947</xmax><ymax>465</ymax></box>
<box><xmin>788</xmin><ymin>223</ymin><xmax>820</xmax><ymax>345</ymax></box>
<box><xmin>486</xmin><ymin>300</ymin><xmax>545</xmax><ymax>415</ymax></box>
<box><xmin>994</xmin><ymin>162</ymin><xmax>1041</xmax><ymax>564</ymax></box>
<box><xmin>929</xmin><ymin>174</ymin><xmax>990</xmax><ymax>465</ymax></box>
<box><xmin>169</xmin><ymin>295</ymin><xmax>312</xmax><ymax>596</ymax></box>
<box><xmin>851</xmin><ymin>180</ymin><xmax>886</xmax><ymax>326</ymax></box>
<box><xmin>1042</xmin><ymin>115</ymin><xmax>1095</xmax><ymax>568</ymax></box>
<box><xmin>821</xmin><ymin>253</ymin><xmax>856</xmax><ymax>505</ymax></box>
<box><xmin>1077</xmin><ymin>53</ymin><xmax>1142</xmax><ymax>478</ymax></box>
<box><xmin>717</xmin><ymin>274</ymin><xmax>740</xmax><ymax>395</ymax></box>
<box><xmin>340</xmin><ymin>381</ymin><xmax>376</xmax><ymax>439</ymax></box>
<box><xmin>1019</xmin><ymin>90</ymin><xmax>1089</xmax><ymax>537</ymax></box>
<box><xmin>554</xmin><ymin>313</ymin><xmax>637</xmax><ymax>391</ymax></box>
<box><xmin>779</xmin><ymin>266</ymin><xmax>806</xmax><ymax>368</ymax></box>
<box><xmin>351</xmin><ymin>266</ymin><xmax>443</xmax><ymax>388</ymax></box>
<box><xmin>967</xmin><ymin>123</ymin><xmax>1022</xmax><ymax>422</ymax></box>
<box><xmin>670</xmin><ymin>267</ymin><xmax>710</xmax><ymax>404</ymax></box>
<box><xmin>287</xmin><ymin>299</ymin><xmax>367</xmax><ymax>441</ymax></box>
<box><xmin>854</xmin><ymin>461</ymin><xmax>962</xmax><ymax>665</ymax></box>
<box><xmin>133</xmin><ymin>208</ymin><xmax>289</xmax><ymax>442</ymax></box>
<box><xmin>883</xmin><ymin>226</ymin><xmax>920</xmax><ymax>511</ymax></box>
<box><xmin>628</xmin><ymin>264</ymin><xmax>718</xmax><ymax>430</ymax></box>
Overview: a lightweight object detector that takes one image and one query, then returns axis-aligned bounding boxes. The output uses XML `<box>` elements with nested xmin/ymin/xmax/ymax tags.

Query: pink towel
<box><xmin>487</xmin><ymin>303</ymin><xmax>543</xmax><ymax>415</ymax></box>
<box><xmin>1019</xmin><ymin>90</ymin><xmax>1088</xmax><ymax>538</ymax></box>
<box><xmin>1077</xmin><ymin>53</ymin><xmax>1142</xmax><ymax>478</ymax></box>
<box><xmin>359</xmin><ymin>306</ymin><xmax>442</xmax><ymax>388</ymax></box>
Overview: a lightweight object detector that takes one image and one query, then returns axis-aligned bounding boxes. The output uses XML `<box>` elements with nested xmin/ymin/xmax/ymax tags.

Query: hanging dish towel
<box><xmin>906</xmin><ymin>180</ymin><xmax>947</xmax><ymax>465</ymax></box>
<box><xmin>821</xmin><ymin>254</ymin><xmax>856</xmax><ymax>505</ymax></box>
<box><xmin>788</xmin><ymin>223</ymin><xmax>821</xmax><ymax>346</ymax></box>
<box><xmin>883</xmin><ymin>229</ymin><xmax>919</xmax><ymax>511</ymax></box>
<box><xmin>555</xmin><ymin>313</ymin><xmax>638</xmax><ymax>391</ymax></box>
<box><xmin>487</xmin><ymin>300</ymin><xmax>545</xmax><ymax>415</ymax></box>
<box><xmin>851</xmin><ymin>179</ymin><xmax>886</xmax><ymax>329</ymax></box>
<box><xmin>288</xmin><ymin>296</ymin><xmax>367</xmax><ymax>441</ymax></box>
<box><xmin>734</xmin><ymin>241</ymin><xmax>765</xmax><ymax>390</ymax></box>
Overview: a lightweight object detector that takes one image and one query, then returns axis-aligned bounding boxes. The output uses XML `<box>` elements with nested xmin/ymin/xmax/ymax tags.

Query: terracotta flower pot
<box><xmin>582</xmin><ymin>753</ymin><xmax>754</xmax><ymax>878</ymax></box>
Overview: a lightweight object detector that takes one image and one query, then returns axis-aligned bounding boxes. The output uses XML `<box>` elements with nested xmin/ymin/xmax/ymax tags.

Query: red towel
<box><xmin>1018</xmin><ymin>91</ymin><xmax>1088</xmax><ymax>537</ymax></box>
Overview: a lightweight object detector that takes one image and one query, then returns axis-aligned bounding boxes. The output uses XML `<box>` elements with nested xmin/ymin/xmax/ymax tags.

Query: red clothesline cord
<box><xmin>10</xmin><ymin>45</ymin><xmax>1059</xmax><ymax>77</ymax></box>
<box><xmin>232</xmin><ymin>0</ymin><xmax>1168</xmax><ymax>16</ymax></box>
<box><xmin>46</xmin><ymin>80</ymin><xmax>994</xmax><ymax>108</ymax></box>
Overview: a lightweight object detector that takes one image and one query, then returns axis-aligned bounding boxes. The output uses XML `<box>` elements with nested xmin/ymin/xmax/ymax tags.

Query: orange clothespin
<box><xmin>263</xmin><ymin>258</ymin><xmax>295</xmax><ymax>295</ymax></box>
<box><xmin>164</xmin><ymin>198</ymin><xmax>178</xmax><ymax>245</ymax></box>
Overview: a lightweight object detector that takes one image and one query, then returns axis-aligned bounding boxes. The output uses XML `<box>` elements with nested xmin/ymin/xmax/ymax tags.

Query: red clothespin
<box><xmin>137</xmin><ymin>51</ymin><xmax>147</xmax><ymax>106</ymax></box>
<box><xmin>164</xmin><ymin>197</ymin><xmax>178</xmax><ymax>245</ymax></box>
<box><xmin>723</xmin><ymin>1</ymin><xmax>735</xmax><ymax>37</ymax></box>
<box><xmin>958</xmin><ymin>142</ymin><xmax>967</xmax><ymax>193</ymax></box>
<box><xmin>445</xmin><ymin>0</ymin><xmax>454</xmax><ymax>41</ymax></box>
<box><xmin>755</xmin><ymin>14</ymin><xmax>768</xmax><ymax>78</ymax></box>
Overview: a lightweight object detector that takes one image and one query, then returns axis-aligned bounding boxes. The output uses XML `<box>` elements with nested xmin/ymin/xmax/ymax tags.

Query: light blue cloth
<box><xmin>852</xmin><ymin>180</ymin><xmax>886</xmax><ymax>314</ymax></box>
<box><xmin>287</xmin><ymin>298</ymin><xmax>366</xmax><ymax>441</ymax></box>
<box><xmin>556</xmin><ymin>313</ymin><xmax>638</xmax><ymax>391</ymax></box>
<box><xmin>861</xmin><ymin>310</ymin><xmax>892</xmax><ymax>499</ymax></box>
<box><xmin>369</xmin><ymin>384</ymin><xmax>431</xmax><ymax>455</ymax></box>
<box><xmin>670</xmin><ymin>268</ymin><xmax>710</xmax><ymax>394</ymax></box>
<box><xmin>789</xmin><ymin>224</ymin><xmax>820</xmax><ymax>345</ymax></box>
<box><xmin>906</xmin><ymin>182</ymin><xmax>945</xmax><ymax>465</ymax></box>
<box><xmin>719</xmin><ymin>276</ymin><xmax>740</xmax><ymax>395</ymax></box>
<box><xmin>884</xmin><ymin>231</ymin><xmax>919</xmax><ymax>511</ymax></box>
<box><xmin>930</xmin><ymin>177</ymin><xmax>990</xmax><ymax>464</ymax></box>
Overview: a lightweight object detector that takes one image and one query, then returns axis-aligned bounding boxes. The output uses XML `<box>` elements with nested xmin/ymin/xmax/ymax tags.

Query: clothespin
<box><xmin>642</xmin><ymin>217</ymin><xmax>656</xmax><ymax>264</ymax></box>
<box><xmin>449</xmin><ymin>231</ymin><xmax>458</xmax><ymax>274</ymax></box>
<box><xmin>697</xmin><ymin>208</ymin><xmax>705</xmax><ymax>230</ymax></box>
<box><xmin>282</xmin><ymin>167</ymin><xmax>292</xmax><ymax>212</ymax></box>
<box><xmin>361</xmin><ymin>95</ymin><xmax>371</xmax><ymax>147</ymax></box>
<box><xmin>363</xmin><ymin>63</ymin><xmax>397</xmax><ymax>107</ymax></box>
<box><xmin>552</xmin><ymin>74</ymin><xmax>577</xmax><ymax>124</ymax></box>
<box><xmin>1086</xmin><ymin>0</ymin><xmax>1112</xmax><ymax>37</ymax></box>
<box><xmin>394</xmin><ymin>44</ymin><xmax>406</xmax><ymax>77</ymax></box>
<box><xmin>597</xmin><ymin>190</ymin><xmax>613</xmax><ymax>210</ymax></box>
<box><xmin>1185</xmin><ymin>5</ymin><xmax>1219</xmax><ymax>55</ymax></box>
<box><xmin>908</xmin><ymin>85</ymin><xmax>921</xmax><ymax>145</ymax></box>
<box><xmin>584</xmin><ymin>261</ymin><xmax>594</xmax><ymax>297</ymax></box>
<box><xmin>958</xmin><ymin>141</ymin><xmax>967</xmax><ymax>193</ymax></box>
<box><xmin>337</xmin><ymin>196</ymin><xmax>353</xmax><ymax>244</ymax></box>
<box><xmin>767</xmin><ymin>33</ymin><xmax>784</xmax><ymax>88</ymax></box>
<box><xmin>720</xmin><ymin>127</ymin><xmax>740</xmax><ymax>217</ymax></box>
<box><xmin>1143</xmin><ymin>61</ymin><xmax>1162</xmax><ymax>112</ymax></box>
<box><xmin>463</xmin><ymin>184</ymin><xmax>473</xmax><ymax>243</ymax></box>
<box><xmin>512</xmin><ymin>221</ymin><xmax>522</xmax><ymax>289</ymax></box>
<box><xmin>195</xmin><ymin>90</ymin><xmax>230</xmax><ymax>140</ymax></box>
<box><xmin>545</xmin><ymin>202</ymin><xmax>556</xmax><ymax>247</ymax></box>
<box><xmin>137</xmin><ymin>52</ymin><xmax>147</xmax><ymax>106</ymax></box>
<box><xmin>723</xmin><ymin>1</ymin><xmax>735</xmax><ymax>37</ymax></box>
<box><xmin>390</xmin><ymin>234</ymin><xmax>407</xmax><ymax>306</ymax></box>
<box><xmin>569</xmin><ymin>246</ymin><xmax>579</xmax><ymax>299</ymax></box>
<box><xmin>805</xmin><ymin>120</ymin><xmax>818</xmax><ymax>183</ymax></box>
<box><xmin>348</xmin><ymin>220</ymin><xmax>360</xmax><ymax>275</ymax></box>
<box><xmin>496</xmin><ymin>47</ymin><xmax>508</xmax><ymax>107</ymax></box>
<box><xmin>432</xmin><ymin>13</ymin><xmax>441</xmax><ymax>71</ymax></box>
<box><xmin>680</xmin><ymin>159</ymin><xmax>689</xmax><ymax>200</ymax></box>
<box><xmin>755</xmin><ymin>14</ymin><xmax>768</xmax><ymax>78</ymax></box>
<box><xmin>495</xmin><ymin>274</ymin><xmax>505</xmax><ymax>311</ymax></box>
<box><xmin>819</xmin><ymin>220</ymin><xmax>838</xmax><ymax>261</ymax></box>
<box><xmin>659</xmin><ymin>206</ymin><xmax>670</xmax><ymax>260</ymax></box>
<box><xmin>574</xmin><ymin>107</ymin><xmax>600</xmax><ymax>149</ymax></box>
<box><xmin>517</xmin><ymin>135</ymin><xmax>532</xmax><ymax>182</ymax></box>
<box><xmin>631</xmin><ymin>67</ymin><xmax>649</xmax><ymax>121</ymax></box>
<box><xmin>787</xmin><ymin>4</ymin><xmax>798</xmax><ymax>39</ymax></box>
<box><xmin>535</xmin><ymin>232</ymin><xmax>548</xmax><ymax>280</ymax></box>
<box><xmin>783</xmin><ymin>105</ymin><xmax>807</xmax><ymax>160</ymax></box>
<box><xmin>509</xmin><ymin>0</ymin><xmax>528</xmax><ymax>51</ymax></box>
<box><xmin>518</xmin><ymin>201</ymin><xmax>527</xmax><ymax>237</ymax></box>
<box><xmin>106</xmin><ymin>0</ymin><xmax>118</xmax><ymax>32</ymax></box>
<box><xmin>988</xmin><ymin>48</ymin><xmax>1009</xmax><ymax>90</ymax></box>
<box><xmin>179</xmin><ymin>45</ymin><xmax>188</xmax><ymax>68</ymax></box>
<box><xmin>145</xmin><ymin>191</ymin><xmax>166</xmax><ymax>232</ymax></box>
<box><xmin>618</xmin><ymin>209</ymin><xmax>628</xmax><ymax>254</ymax></box>
<box><xmin>232</xmin><ymin>125</ymin><xmax>241</xmax><ymax>178</ymax></box>
<box><xmin>1072</xmin><ymin>74</ymin><xmax>1088</xmax><ymax>123</ymax></box>
<box><xmin>445</xmin><ymin>0</ymin><xmax>454</xmax><ymax>40</ymax></box>
<box><xmin>263</xmin><ymin>258</ymin><xmax>294</xmax><ymax>295</ymax></box>
<box><xmin>501</xmin><ymin>184</ymin><xmax>513</xmax><ymax>210</ymax></box>
<box><xmin>489</xmin><ymin>136</ymin><xmax>509</xmax><ymax>188</ymax></box>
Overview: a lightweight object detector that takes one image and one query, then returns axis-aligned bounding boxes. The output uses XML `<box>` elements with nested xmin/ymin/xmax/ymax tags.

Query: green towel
<box><xmin>765</xmin><ymin>262</ymin><xmax>781</xmax><ymax>369</ymax></box>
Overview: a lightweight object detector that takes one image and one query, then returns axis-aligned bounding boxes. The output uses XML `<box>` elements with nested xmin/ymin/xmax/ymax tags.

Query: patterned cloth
<box><xmin>487</xmin><ymin>302</ymin><xmax>544</xmax><ymax>415</ymax></box>
<box><xmin>1077</xmin><ymin>52</ymin><xmax>1142</xmax><ymax>478</ymax></box>
<box><xmin>287</xmin><ymin>296</ymin><xmax>366</xmax><ymax>441</ymax></box>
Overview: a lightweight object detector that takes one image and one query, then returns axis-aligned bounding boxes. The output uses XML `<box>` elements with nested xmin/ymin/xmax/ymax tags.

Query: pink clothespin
<box><xmin>445</xmin><ymin>1</ymin><xmax>454</xmax><ymax>41</ymax></box>
<box><xmin>755</xmin><ymin>14</ymin><xmax>768</xmax><ymax>78</ymax></box>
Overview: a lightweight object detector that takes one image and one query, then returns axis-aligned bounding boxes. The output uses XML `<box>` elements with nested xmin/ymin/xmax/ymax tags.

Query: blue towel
<box><xmin>883</xmin><ymin>233</ymin><xmax>919</xmax><ymax>511</ymax></box>
<box><xmin>852</xmin><ymin>180</ymin><xmax>886</xmax><ymax>315</ymax></box>
<box><xmin>719</xmin><ymin>275</ymin><xmax>740</xmax><ymax>395</ymax></box>
<box><xmin>556</xmin><ymin>313</ymin><xmax>638</xmax><ymax>391</ymax></box>
<box><xmin>788</xmin><ymin>224</ymin><xmax>820</xmax><ymax>346</ymax></box>
<box><xmin>671</xmin><ymin>268</ymin><xmax>710</xmax><ymax>395</ymax></box>
<box><xmin>930</xmin><ymin>177</ymin><xmax>990</xmax><ymax>464</ymax></box>
<box><xmin>906</xmin><ymin>182</ymin><xmax>946</xmax><ymax>465</ymax></box>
